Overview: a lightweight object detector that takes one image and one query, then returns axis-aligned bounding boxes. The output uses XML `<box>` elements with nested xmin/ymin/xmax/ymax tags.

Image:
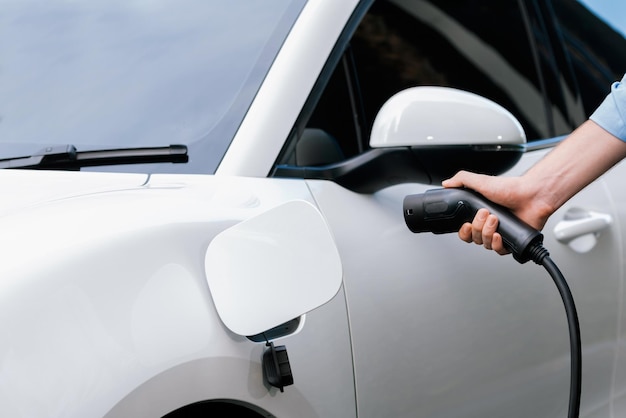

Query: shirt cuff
<box><xmin>590</xmin><ymin>73</ymin><xmax>626</xmax><ymax>142</ymax></box>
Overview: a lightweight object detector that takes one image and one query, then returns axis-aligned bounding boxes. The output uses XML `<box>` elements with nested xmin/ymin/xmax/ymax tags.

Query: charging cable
<box><xmin>404</xmin><ymin>188</ymin><xmax>581</xmax><ymax>418</ymax></box>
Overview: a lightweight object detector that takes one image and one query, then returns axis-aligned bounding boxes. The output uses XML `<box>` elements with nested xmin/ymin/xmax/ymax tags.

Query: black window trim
<box><xmin>271</xmin><ymin>0</ymin><xmax>375</xmax><ymax>172</ymax></box>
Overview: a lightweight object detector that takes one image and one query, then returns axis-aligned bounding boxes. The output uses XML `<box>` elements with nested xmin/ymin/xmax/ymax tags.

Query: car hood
<box><xmin>0</xmin><ymin>169</ymin><xmax>149</xmax><ymax>216</ymax></box>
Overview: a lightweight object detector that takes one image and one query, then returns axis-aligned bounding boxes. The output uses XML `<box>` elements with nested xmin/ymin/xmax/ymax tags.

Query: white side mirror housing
<box><xmin>273</xmin><ymin>87</ymin><xmax>527</xmax><ymax>193</ymax></box>
<box><xmin>370</xmin><ymin>86</ymin><xmax>526</xmax><ymax>148</ymax></box>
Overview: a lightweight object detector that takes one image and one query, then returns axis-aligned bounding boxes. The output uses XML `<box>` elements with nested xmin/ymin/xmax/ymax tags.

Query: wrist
<box><xmin>513</xmin><ymin>175</ymin><xmax>558</xmax><ymax>230</ymax></box>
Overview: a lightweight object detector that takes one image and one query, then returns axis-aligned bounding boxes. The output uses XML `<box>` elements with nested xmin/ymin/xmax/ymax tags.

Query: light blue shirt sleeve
<box><xmin>590</xmin><ymin>73</ymin><xmax>626</xmax><ymax>142</ymax></box>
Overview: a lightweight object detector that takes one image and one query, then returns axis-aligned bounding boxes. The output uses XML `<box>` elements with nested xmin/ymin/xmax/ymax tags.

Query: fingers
<box><xmin>445</xmin><ymin>170</ymin><xmax>517</xmax><ymax>256</ymax></box>
<box><xmin>459</xmin><ymin>209</ymin><xmax>511</xmax><ymax>255</ymax></box>
<box><xmin>483</xmin><ymin>216</ymin><xmax>509</xmax><ymax>255</ymax></box>
<box><xmin>491</xmin><ymin>233</ymin><xmax>509</xmax><ymax>256</ymax></box>
<box><xmin>457</xmin><ymin>209</ymin><xmax>493</xmax><ymax>245</ymax></box>
<box><xmin>458</xmin><ymin>222</ymin><xmax>472</xmax><ymax>243</ymax></box>
<box><xmin>470</xmin><ymin>208</ymin><xmax>489</xmax><ymax>245</ymax></box>
<box><xmin>481</xmin><ymin>214</ymin><xmax>498</xmax><ymax>250</ymax></box>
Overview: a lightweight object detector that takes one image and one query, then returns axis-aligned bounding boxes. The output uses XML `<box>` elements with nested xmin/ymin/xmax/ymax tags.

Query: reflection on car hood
<box><xmin>0</xmin><ymin>169</ymin><xmax>148</xmax><ymax>216</ymax></box>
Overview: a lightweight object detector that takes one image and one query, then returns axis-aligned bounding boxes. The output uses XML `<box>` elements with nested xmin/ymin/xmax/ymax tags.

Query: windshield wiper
<box><xmin>0</xmin><ymin>144</ymin><xmax>188</xmax><ymax>170</ymax></box>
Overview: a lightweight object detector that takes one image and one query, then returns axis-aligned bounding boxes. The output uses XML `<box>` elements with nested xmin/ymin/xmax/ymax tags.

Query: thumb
<box><xmin>442</xmin><ymin>171</ymin><xmax>511</xmax><ymax>210</ymax></box>
<box><xmin>442</xmin><ymin>170</ymin><xmax>492</xmax><ymax>192</ymax></box>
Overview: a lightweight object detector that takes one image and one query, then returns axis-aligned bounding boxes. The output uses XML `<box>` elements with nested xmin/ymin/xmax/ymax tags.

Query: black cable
<box><xmin>402</xmin><ymin>188</ymin><xmax>582</xmax><ymax>416</ymax></box>
<box><xmin>530</xmin><ymin>246</ymin><xmax>581</xmax><ymax>418</ymax></box>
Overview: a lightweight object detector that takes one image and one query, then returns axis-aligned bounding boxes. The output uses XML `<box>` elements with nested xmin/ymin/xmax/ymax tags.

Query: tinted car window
<box><xmin>0</xmin><ymin>0</ymin><xmax>306</xmax><ymax>174</ymax></box>
<box><xmin>301</xmin><ymin>0</ymin><xmax>626</xmax><ymax>163</ymax></box>
<box><xmin>551</xmin><ymin>0</ymin><xmax>626</xmax><ymax>115</ymax></box>
<box><xmin>303</xmin><ymin>0</ymin><xmax>556</xmax><ymax>159</ymax></box>
<box><xmin>577</xmin><ymin>0</ymin><xmax>626</xmax><ymax>38</ymax></box>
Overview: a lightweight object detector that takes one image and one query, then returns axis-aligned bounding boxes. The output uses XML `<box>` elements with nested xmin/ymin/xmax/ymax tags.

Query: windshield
<box><xmin>0</xmin><ymin>0</ymin><xmax>307</xmax><ymax>174</ymax></box>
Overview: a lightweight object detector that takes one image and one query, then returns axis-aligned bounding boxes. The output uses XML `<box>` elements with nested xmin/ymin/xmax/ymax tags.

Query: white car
<box><xmin>2</xmin><ymin>0</ymin><xmax>626</xmax><ymax>417</ymax></box>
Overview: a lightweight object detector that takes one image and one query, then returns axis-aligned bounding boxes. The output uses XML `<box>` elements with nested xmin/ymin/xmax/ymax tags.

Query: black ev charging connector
<box><xmin>404</xmin><ymin>188</ymin><xmax>581</xmax><ymax>418</ymax></box>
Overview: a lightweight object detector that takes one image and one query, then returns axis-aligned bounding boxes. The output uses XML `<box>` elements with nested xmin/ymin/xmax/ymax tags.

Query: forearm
<box><xmin>444</xmin><ymin>74</ymin><xmax>626</xmax><ymax>253</ymax></box>
<box><xmin>522</xmin><ymin>120</ymin><xmax>626</xmax><ymax>216</ymax></box>
<box><xmin>443</xmin><ymin>120</ymin><xmax>626</xmax><ymax>232</ymax></box>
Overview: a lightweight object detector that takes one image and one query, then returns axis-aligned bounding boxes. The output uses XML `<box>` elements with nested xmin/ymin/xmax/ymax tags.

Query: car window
<box><xmin>295</xmin><ymin>0</ymin><xmax>561</xmax><ymax>166</ymax></box>
<box><xmin>290</xmin><ymin>0</ymin><xmax>626</xmax><ymax>168</ymax></box>
<box><xmin>0</xmin><ymin>0</ymin><xmax>306</xmax><ymax>174</ymax></box>
<box><xmin>551</xmin><ymin>0</ymin><xmax>626</xmax><ymax>115</ymax></box>
<box><xmin>577</xmin><ymin>0</ymin><xmax>626</xmax><ymax>37</ymax></box>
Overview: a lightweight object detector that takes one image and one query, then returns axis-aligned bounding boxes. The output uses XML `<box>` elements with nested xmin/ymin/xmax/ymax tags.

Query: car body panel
<box><xmin>105</xmin><ymin>285</ymin><xmax>357</xmax><ymax>418</ymax></box>
<box><xmin>306</xmin><ymin>146</ymin><xmax>623</xmax><ymax>417</ymax></box>
<box><xmin>205</xmin><ymin>199</ymin><xmax>343</xmax><ymax>337</ymax></box>
<box><xmin>593</xmin><ymin>164</ymin><xmax>626</xmax><ymax>416</ymax></box>
<box><xmin>2</xmin><ymin>0</ymin><xmax>626</xmax><ymax>417</ymax></box>
<box><xmin>0</xmin><ymin>170</ymin><xmax>148</xmax><ymax>215</ymax></box>
<box><xmin>0</xmin><ymin>172</ymin><xmax>356</xmax><ymax>417</ymax></box>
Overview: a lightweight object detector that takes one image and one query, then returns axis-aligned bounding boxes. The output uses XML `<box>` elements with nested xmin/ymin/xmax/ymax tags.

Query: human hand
<box><xmin>442</xmin><ymin>171</ymin><xmax>551</xmax><ymax>255</ymax></box>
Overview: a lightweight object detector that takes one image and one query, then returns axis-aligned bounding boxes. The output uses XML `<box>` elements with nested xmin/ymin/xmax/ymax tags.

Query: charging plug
<box><xmin>262</xmin><ymin>342</ymin><xmax>294</xmax><ymax>392</ymax></box>
<box><xmin>404</xmin><ymin>188</ymin><xmax>544</xmax><ymax>263</ymax></box>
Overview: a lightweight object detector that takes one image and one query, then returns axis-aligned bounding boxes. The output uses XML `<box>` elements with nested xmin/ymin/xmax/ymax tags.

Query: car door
<box><xmin>269</xmin><ymin>0</ymin><xmax>624</xmax><ymax>416</ymax></box>
<box><xmin>551</xmin><ymin>0</ymin><xmax>626</xmax><ymax>413</ymax></box>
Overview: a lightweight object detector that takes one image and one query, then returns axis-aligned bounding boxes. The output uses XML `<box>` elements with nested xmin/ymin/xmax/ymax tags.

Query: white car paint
<box><xmin>305</xmin><ymin>152</ymin><xmax>622</xmax><ymax>417</ymax></box>
<box><xmin>2</xmin><ymin>0</ymin><xmax>626</xmax><ymax>417</ymax></box>
<box><xmin>0</xmin><ymin>173</ymin><xmax>356</xmax><ymax>417</ymax></box>
<box><xmin>369</xmin><ymin>86</ymin><xmax>526</xmax><ymax>147</ymax></box>
<box><xmin>205</xmin><ymin>200</ymin><xmax>342</xmax><ymax>336</ymax></box>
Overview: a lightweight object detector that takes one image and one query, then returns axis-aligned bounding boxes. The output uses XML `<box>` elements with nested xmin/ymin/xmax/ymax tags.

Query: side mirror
<box><xmin>274</xmin><ymin>86</ymin><xmax>526</xmax><ymax>193</ymax></box>
<box><xmin>370</xmin><ymin>86</ymin><xmax>526</xmax><ymax>148</ymax></box>
<box><xmin>205</xmin><ymin>200</ymin><xmax>342</xmax><ymax>337</ymax></box>
<box><xmin>367</xmin><ymin>86</ymin><xmax>526</xmax><ymax>188</ymax></box>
